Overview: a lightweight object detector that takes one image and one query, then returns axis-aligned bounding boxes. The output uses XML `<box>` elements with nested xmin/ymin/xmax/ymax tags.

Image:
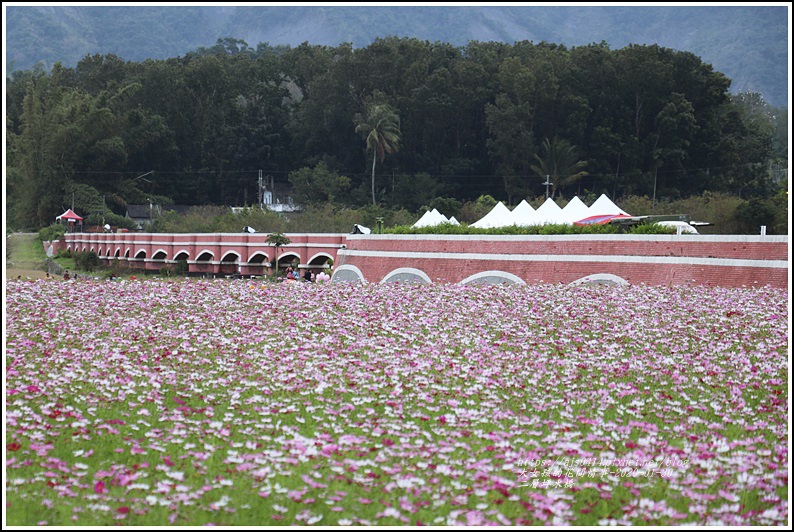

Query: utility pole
<box><xmin>543</xmin><ymin>174</ymin><xmax>552</xmax><ymax>199</ymax></box>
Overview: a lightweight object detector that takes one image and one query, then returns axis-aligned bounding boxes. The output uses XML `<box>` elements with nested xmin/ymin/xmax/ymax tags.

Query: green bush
<box><xmin>73</xmin><ymin>251</ymin><xmax>101</xmax><ymax>272</ymax></box>
<box><xmin>38</xmin><ymin>224</ymin><xmax>66</xmax><ymax>243</ymax></box>
<box><xmin>174</xmin><ymin>259</ymin><xmax>189</xmax><ymax>275</ymax></box>
<box><xmin>629</xmin><ymin>223</ymin><xmax>677</xmax><ymax>234</ymax></box>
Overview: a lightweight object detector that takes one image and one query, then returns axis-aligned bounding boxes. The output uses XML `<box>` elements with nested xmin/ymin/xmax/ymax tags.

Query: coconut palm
<box><xmin>530</xmin><ymin>136</ymin><xmax>589</xmax><ymax>199</ymax></box>
<box><xmin>355</xmin><ymin>103</ymin><xmax>401</xmax><ymax>205</ymax></box>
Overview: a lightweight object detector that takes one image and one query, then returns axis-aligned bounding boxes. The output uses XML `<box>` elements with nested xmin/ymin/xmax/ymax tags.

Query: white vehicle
<box><xmin>656</xmin><ymin>221</ymin><xmax>699</xmax><ymax>234</ymax></box>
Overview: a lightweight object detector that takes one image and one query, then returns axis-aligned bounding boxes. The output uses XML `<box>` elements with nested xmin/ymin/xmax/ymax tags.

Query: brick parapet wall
<box><xmin>338</xmin><ymin>234</ymin><xmax>789</xmax><ymax>289</ymax></box>
<box><xmin>52</xmin><ymin>232</ymin><xmax>789</xmax><ymax>288</ymax></box>
<box><xmin>346</xmin><ymin>234</ymin><xmax>788</xmax><ymax>261</ymax></box>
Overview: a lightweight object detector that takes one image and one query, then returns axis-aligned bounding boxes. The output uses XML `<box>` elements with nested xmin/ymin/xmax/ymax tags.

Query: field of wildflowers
<box><xmin>5</xmin><ymin>278</ymin><xmax>789</xmax><ymax>526</ymax></box>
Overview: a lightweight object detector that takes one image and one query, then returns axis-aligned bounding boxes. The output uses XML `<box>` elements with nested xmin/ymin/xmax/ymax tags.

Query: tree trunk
<box><xmin>371</xmin><ymin>153</ymin><xmax>377</xmax><ymax>205</ymax></box>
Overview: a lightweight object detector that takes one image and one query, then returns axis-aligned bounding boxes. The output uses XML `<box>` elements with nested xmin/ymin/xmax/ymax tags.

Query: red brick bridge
<box><xmin>55</xmin><ymin>233</ymin><xmax>344</xmax><ymax>277</ymax></box>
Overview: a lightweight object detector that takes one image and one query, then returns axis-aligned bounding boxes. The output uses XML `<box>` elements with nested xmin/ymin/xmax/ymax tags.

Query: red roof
<box><xmin>56</xmin><ymin>209</ymin><xmax>83</xmax><ymax>221</ymax></box>
<box><xmin>574</xmin><ymin>214</ymin><xmax>634</xmax><ymax>226</ymax></box>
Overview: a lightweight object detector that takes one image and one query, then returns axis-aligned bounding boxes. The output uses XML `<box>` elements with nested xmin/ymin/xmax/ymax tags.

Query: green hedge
<box><xmin>384</xmin><ymin>222</ymin><xmax>675</xmax><ymax>235</ymax></box>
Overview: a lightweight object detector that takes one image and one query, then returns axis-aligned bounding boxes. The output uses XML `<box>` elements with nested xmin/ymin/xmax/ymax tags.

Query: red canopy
<box><xmin>574</xmin><ymin>214</ymin><xmax>634</xmax><ymax>226</ymax></box>
<box><xmin>56</xmin><ymin>209</ymin><xmax>83</xmax><ymax>221</ymax></box>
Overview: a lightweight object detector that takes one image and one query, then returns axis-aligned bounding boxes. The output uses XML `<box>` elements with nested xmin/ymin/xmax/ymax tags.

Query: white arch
<box><xmin>381</xmin><ymin>267</ymin><xmax>432</xmax><ymax>284</ymax></box>
<box><xmin>114</xmin><ymin>248</ymin><xmax>121</xmax><ymax>257</ymax></box>
<box><xmin>220</xmin><ymin>251</ymin><xmax>240</xmax><ymax>263</ymax></box>
<box><xmin>151</xmin><ymin>248</ymin><xmax>169</xmax><ymax>260</ymax></box>
<box><xmin>460</xmin><ymin>271</ymin><xmax>526</xmax><ymax>286</ymax></box>
<box><xmin>307</xmin><ymin>252</ymin><xmax>334</xmax><ymax>265</ymax></box>
<box><xmin>277</xmin><ymin>252</ymin><xmax>301</xmax><ymax>264</ymax></box>
<box><xmin>331</xmin><ymin>264</ymin><xmax>366</xmax><ymax>284</ymax></box>
<box><xmin>569</xmin><ymin>273</ymin><xmax>629</xmax><ymax>287</ymax></box>
<box><xmin>247</xmin><ymin>251</ymin><xmax>270</xmax><ymax>263</ymax></box>
<box><xmin>195</xmin><ymin>250</ymin><xmax>215</xmax><ymax>261</ymax></box>
<box><xmin>134</xmin><ymin>249</ymin><xmax>147</xmax><ymax>259</ymax></box>
<box><xmin>173</xmin><ymin>249</ymin><xmax>191</xmax><ymax>261</ymax></box>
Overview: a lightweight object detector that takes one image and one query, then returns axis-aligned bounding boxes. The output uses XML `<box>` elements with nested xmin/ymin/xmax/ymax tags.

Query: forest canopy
<box><xmin>5</xmin><ymin>37</ymin><xmax>788</xmax><ymax>232</ymax></box>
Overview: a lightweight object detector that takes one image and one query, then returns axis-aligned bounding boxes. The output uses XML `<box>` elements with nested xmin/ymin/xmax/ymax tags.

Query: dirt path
<box><xmin>6</xmin><ymin>267</ymin><xmax>52</xmax><ymax>280</ymax></box>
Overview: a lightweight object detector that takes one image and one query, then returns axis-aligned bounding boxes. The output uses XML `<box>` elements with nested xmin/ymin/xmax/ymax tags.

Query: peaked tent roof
<box><xmin>471</xmin><ymin>202</ymin><xmax>514</xmax><ymax>228</ymax></box>
<box><xmin>559</xmin><ymin>196</ymin><xmax>592</xmax><ymax>224</ymax></box>
<box><xmin>56</xmin><ymin>208</ymin><xmax>83</xmax><ymax>221</ymax></box>
<box><xmin>413</xmin><ymin>208</ymin><xmax>449</xmax><ymax>228</ymax></box>
<box><xmin>510</xmin><ymin>200</ymin><xmax>537</xmax><ymax>226</ymax></box>
<box><xmin>588</xmin><ymin>194</ymin><xmax>630</xmax><ymax>216</ymax></box>
<box><xmin>532</xmin><ymin>198</ymin><xmax>565</xmax><ymax>225</ymax></box>
<box><xmin>412</xmin><ymin>209</ymin><xmax>436</xmax><ymax>227</ymax></box>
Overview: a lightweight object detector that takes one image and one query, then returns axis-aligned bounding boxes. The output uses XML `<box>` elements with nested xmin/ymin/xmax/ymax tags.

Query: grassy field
<box><xmin>4</xmin><ymin>279</ymin><xmax>789</xmax><ymax>526</ymax></box>
<box><xmin>5</xmin><ymin>233</ymin><xmax>51</xmax><ymax>280</ymax></box>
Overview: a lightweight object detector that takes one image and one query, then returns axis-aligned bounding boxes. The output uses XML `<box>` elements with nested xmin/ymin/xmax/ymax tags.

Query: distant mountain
<box><xmin>4</xmin><ymin>4</ymin><xmax>789</xmax><ymax>107</ymax></box>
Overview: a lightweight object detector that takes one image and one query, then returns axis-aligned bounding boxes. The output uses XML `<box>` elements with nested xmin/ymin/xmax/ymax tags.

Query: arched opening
<box><xmin>219</xmin><ymin>251</ymin><xmax>240</xmax><ymax>275</ymax></box>
<box><xmin>134</xmin><ymin>250</ymin><xmax>147</xmax><ymax>259</ymax></box>
<box><xmin>247</xmin><ymin>252</ymin><xmax>269</xmax><ymax>265</ymax></box>
<box><xmin>195</xmin><ymin>251</ymin><xmax>214</xmax><ymax>262</ymax></box>
<box><xmin>460</xmin><ymin>271</ymin><xmax>526</xmax><ymax>286</ymax></box>
<box><xmin>246</xmin><ymin>252</ymin><xmax>270</xmax><ymax>276</ymax></box>
<box><xmin>331</xmin><ymin>265</ymin><xmax>366</xmax><ymax>284</ymax></box>
<box><xmin>276</xmin><ymin>253</ymin><xmax>301</xmax><ymax>275</ymax></box>
<box><xmin>306</xmin><ymin>253</ymin><xmax>334</xmax><ymax>279</ymax></box>
<box><xmin>152</xmin><ymin>250</ymin><xmax>168</xmax><ymax>261</ymax></box>
<box><xmin>381</xmin><ymin>268</ymin><xmax>431</xmax><ymax>284</ymax></box>
<box><xmin>569</xmin><ymin>273</ymin><xmax>629</xmax><ymax>287</ymax></box>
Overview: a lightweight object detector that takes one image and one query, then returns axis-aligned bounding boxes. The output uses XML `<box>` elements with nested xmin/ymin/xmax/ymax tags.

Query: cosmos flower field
<box><xmin>5</xmin><ymin>278</ymin><xmax>789</xmax><ymax>526</ymax></box>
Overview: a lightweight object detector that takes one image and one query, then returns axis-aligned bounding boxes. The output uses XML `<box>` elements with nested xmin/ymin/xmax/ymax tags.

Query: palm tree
<box><xmin>530</xmin><ymin>136</ymin><xmax>589</xmax><ymax>199</ymax></box>
<box><xmin>355</xmin><ymin>103</ymin><xmax>401</xmax><ymax>205</ymax></box>
<box><xmin>265</xmin><ymin>232</ymin><xmax>291</xmax><ymax>276</ymax></box>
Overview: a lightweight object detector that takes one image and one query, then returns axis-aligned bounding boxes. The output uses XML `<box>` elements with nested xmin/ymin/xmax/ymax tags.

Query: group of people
<box><xmin>283</xmin><ymin>266</ymin><xmax>331</xmax><ymax>283</ymax></box>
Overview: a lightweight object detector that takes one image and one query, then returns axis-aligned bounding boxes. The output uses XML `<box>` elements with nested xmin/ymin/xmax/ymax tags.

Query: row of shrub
<box><xmin>386</xmin><ymin>222</ymin><xmax>677</xmax><ymax>235</ymax></box>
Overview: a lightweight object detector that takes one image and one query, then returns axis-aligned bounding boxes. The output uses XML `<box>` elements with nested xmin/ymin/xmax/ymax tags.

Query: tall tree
<box><xmin>354</xmin><ymin>99</ymin><xmax>402</xmax><ymax>205</ymax></box>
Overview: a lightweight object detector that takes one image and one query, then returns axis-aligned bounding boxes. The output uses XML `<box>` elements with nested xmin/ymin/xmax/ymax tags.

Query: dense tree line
<box><xmin>5</xmin><ymin>37</ymin><xmax>787</xmax><ymax>231</ymax></box>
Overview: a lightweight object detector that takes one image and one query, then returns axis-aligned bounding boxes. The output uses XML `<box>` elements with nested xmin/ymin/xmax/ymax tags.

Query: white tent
<box><xmin>589</xmin><ymin>194</ymin><xmax>629</xmax><ymax>216</ymax></box>
<box><xmin>448</xmin><ymin>216</ymin><xmax>460</xmax><ymax>226</ymax></box>
<box><xmin>532</xmin><ymin>197</ymin><xmax>565</xmax><ymax>225</ymax></box>
<box><xmin>471</xmin><ymin>202</ymin><xmax>515</xmax><ymax>228</ymax></box>
<box><xmin>559</xmin><ymin>196</ymin><xmax>592</xmax><ymax>224</ymax></box>
<box><xmin>510</xmin><ymin>200</ymin><xmax>537</xmax><ymax>226</ymax></box>
<box><xmin>413</xmin><ymin>208</ymin><xmax>450</xmax><ymax>228</ymax></box>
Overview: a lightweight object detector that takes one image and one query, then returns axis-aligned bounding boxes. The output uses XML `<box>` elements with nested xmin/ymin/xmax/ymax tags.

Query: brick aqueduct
<box><xmin>54</xmin><ymin>232</ymin><xmax>789</xmax><ymax>289</ymax></box>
